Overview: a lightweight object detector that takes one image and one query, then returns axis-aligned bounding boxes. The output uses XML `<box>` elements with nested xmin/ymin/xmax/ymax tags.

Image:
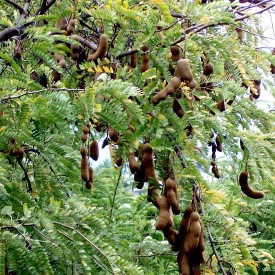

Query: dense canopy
<box><xmin>0</xmin><ymin>0</ymin><xmax>274</xmax><ymax>274</ymax></box>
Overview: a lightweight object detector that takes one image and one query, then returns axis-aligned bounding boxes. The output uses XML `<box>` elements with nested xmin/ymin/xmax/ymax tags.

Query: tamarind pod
<box><xmin>130</xmin><ymin>52</ymin><xmax>137</xmax><ymax>68</ymax></box>
<box><xmin>239</xmin><ymin>172</ymin><xmax>264</xmax><ymax>199</ymax></box>
<box><xmin>142</xmin><ymin>144</ymin><xmax>157</xmax><ymax>179</ymax></box>
<box><xmin>250</xmin><ymin>80</ymin><xmax>261</xmax><ymax>99</ymax></box>
<box><xmin>177</xmin><ymin>251</ymin><xmax>190</xmax><ymax>275</ymax></box>
<box><xmin>108</xmin><ymin>125</ymin><xmax>119</xmax><ymax>143</ymax></box>
<box><xmin>67</xmin><ymin>19</ymin><xmax>76</xmax><ymax>35</ymax></box>
<box><xmin>211</xmin><ymin>142</ymin><xmax>216</xmax><ymax>159</ymax></box>
<box><xmin>89</xmin><ymin>140</ymin><xmax>99</xmax><ymax>161</ymax></box>
<box><xmin>54</xmin><ymin>53</ymin><xmax>65</xmax><ymax>63</ymax></box>
<box><xmin>86</xmin><ymin>181</ymin><xmax>92</xmax><ymax>189</ymax></box>
<box><xmin>151</xmin><ymin>76</ymin><xmax>181</xmax><ymax>105</ymax></box>
<box><xmin>82</xmin><ymin>126</ymin><xmax>89</xmax><ymax>134</ymax></box>
<box><xmin>81</xmin><ymin>133</ymin><xmax>88</xmax><ymax>143</ymax></box>
<box><xmin>165</xmin><ymin>178</ymin><xmax>181</xmax><ymax>215</ymax></box>
<box><xmin>52</xmin><ymin>70</ymin><xmax>61</xmax><ymax>82</ymax></box>
<box><xmin>115</xmin><ymin>157</ymin><xmax>123</xmax><ymax>167</ymax></box>
<box><xmin>163</xmin><ymin>223</ymin><xmax>178</xmax><ymax>246</ymax></box>
<box><xmin>140</xmin><ymin>44</ymin><xmax>149</xmax><ymax>72</ymax></box>
<box><xmin>55</xmin><ymin>17</ymin><xmax>67</xmax><ymax>30</ymax></box>
<box><xmin>190</xmin><ymin>250</ymin><xmax>205</xmax><ymax>275</ymax></box>
<box><xmin>87</xmin><ymin>34</ymin><xmax>108</xmax><ymax>61</ymax></box>
<box><xmin>9</xmin><ymin>144</ymin><xmax>18</xmax><ymax>156</ymax></box>
<box><xmin>86</xmin><ymin>166</ymin><xmax>94</xmax><ymax>189</ymax></box>
<box><xmin>170</xmin><ymin>46</ymin><xmax>181</xmax><ymax>62</ymax></box>
<box><xmin>235</xmin><ymin>28</ymin><xmax>243</xmax><ymax>43</ymax></box>
<box><xmin>174</xmin><ymin>59</ymin><xmax>194</xmax><ymax>82</ymax></box>
<box><xmin>10</xmin><ymin>138</ymin><xmax>16</xmax><ymax>144</ymax></box>
<box><xmin>155</xmin><ymin>196</ymin><xmax>170</xmax><ymax>230</ymax></box>
<box><xmin>80</xmin><ymin>155</ymin><xmax>89</xmax><ymax>182</ymax></box>
<box><xmin>185</xmin><ymin>212</ymin><xmax>201</xmax><ymax>252</ymax></box>
<box><xmin>196</xmin><ymin>220</ymin><xmax>205</xmax><ymax>253</ymax></box>
<box><xmin>203</xmin><ymin>63</ymin><xmax>214</xmax><ymax>76</ymax></box>
<box><xmin>80</xmin><ymin>146</ymin><xmax>87</xmax><ymax>157</ymax></box>
<box><xmin>217</xmin><ymin>99</ymin><xmax>234</xmax><ymax>112</ymax></box>
<box><xmin>127</xmin><ymin>152</ymin><xmax>140</xmax><ymax>174</ymax></box>
<box><xmin>240</xmin><ymin>139</ymin><xmax>245</xmax><ymax>151</ymax></box>
<box><xmin>14</xmin><ymin>44</ymin><xmax>22</xmax><ymax>59</ymax></box>
<box><xmin>175</xmin><ymin>205</ymin><xmax>193</xmax><ymax>252</ymax></box>
<box><xmin>185</xmin><ymin>124</ymin><xmax>193</xmax><ymax>137</ymax></box>
<box><xmin>172</xmin><ymin>98</ymin><xmax>184</xmax><ymax>118</ymax></box>
<box><xmin>215</xmin><ymin>135</ymin><xmax>222</xmax><ymax>152</ymax></box>
<box><xmin>140</xmin><ymin>60</ymin><xmax>149</xmax><ymax>72</ymax></box>
<box><xmin>17</xmin><ymin>147</ymin><xmax>24</xmax><ymax>161</ymax></box>
<box><xmin>186</xmin><ymin>79</ymin><xmax>197</xmax><ymax>89</ymax></box>
<box><xmin>71</xmin><ymin>52</ymin><xmax>79</xmax><ymax>61</ymax></box>
<box><xmin>270</xmin><ymin>64</ymin><xmax>275</xmax><ymax>74</ymax></box>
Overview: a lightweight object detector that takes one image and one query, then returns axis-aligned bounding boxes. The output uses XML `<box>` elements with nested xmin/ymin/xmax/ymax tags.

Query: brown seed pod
<box><xmin>235</xmin><ymin>27</ymin><xmax>243</xmax><ymax>43</ymax></box>
<box><xmin>164</xmin><ymin>178</ymin><xmax>181</xmax><ymax>215</ymax></box>
<box><xmin>203</xmin><ymin>63</ymin><xmax>214</xmax><ymax>76</ymax></box>
<box><xmin>170</xmin><ymin>46</ymin><xmax>181</xmax><ymax>62</ymax></box>
<box><xmin>186</xmin><ymin>78</ymin><xmax>197</xmax><ymax>89</ymax></box>
<box><xmin>174</xmin><ymin>59</ymin><xmax>194</xmax><ymax>82</ymax></box>
<box><xmin>54</xmin><ymin>53</ymin><xmax>66</xmax><ymax>68</ymax></box>
<box><xmin>151</xmin><ymin>76</ymin><xmax>181</xmax><ymax>105</ymax></box>
<box><xmin>211</xmin><ymin>165</ymin><xmax>220</xmax><ymax>179</ymax></box>
<box><xmin>130</xmin><ymin>52</ymin><xmax>137</xmax><ymax>68</ymax></box>
<box><xmin>14</xmin><ymin>43</ymin><xmax>22</xmax><ymax>59</ymax></box>
<box><xmin>240</xmin><ymin>139</ymin><xmax>245</xmax><ymax>151</ymax></box>
<box><xmin>82</xmin><ymin>126</ymin><xmax>89</xmax><ymax>134</ymax></box>
<box><xmin>140</xmin><ymin>44</ymin><xmax>149</xmax><ymax>73</ymax></box>
<box><xmin>250</xmin><ymin>80</ymin><xmax>261</xmax><ymax>99</ymax></box>
<box><xmin>108</xmin><ymin>125</ymin><xmax>119</xmax><ymax>143</ymax></box>
<box><xmin>52</xmin><ymin>70</ymin><xmax>61</xmax><ymax>82</ymax></box>
<box><xmin>163</xmin><ymin>222</ymin><xmax>178</xmax><ymax>246</ymax></box>
<box><xmin>17</xmin><ymin>147</ymin><xmax>24</xmax><ymax>161</ymax></box>
<box><xmin>155</xmin><ymin>196</ymin><xmax>170</xmax><ymax>230</ymax></box>
<box><xmin>115</xmin><ymin>157</ymin><xmax>123</xmax><ymax>167</ymax></box>
<box><xmin>174</xmin><ymin>205</ymin><xmax>193</xmax><ymax>252</ymax></box>
<box><xmin>216</xmin><ymin>99</ymin><xmax>234</xmax><ymax>112</ymax></box>
<box><xmin>141</xmin><ymin>144</ymin><xmax>157</xmax><ymax>179</ymax></box>
<box><xmin>185</xmin><ymin>212</ymin><xmax>201</xmax><ymax>252</ymax></box>
<box><xmin>81</xmin><ymin>133</ymin><xmax>88</xmax><ymax>143</ymax></box>
<box><xmin>127</xmin><ymin>152</ymin><xmax>140</xmax><ymax>174</ymax></box>
<box><xmin>80</xmin><ymin>147</ymin><xmax>89</xmax><ymax>181</ymax></box>
<box><xmin>86</xmin><ymin>181</ymin><xmax>93</xmax><ymax>189</ymax></box>
<box><xmin>85</xmin><ymin>166</ymin><xmax>94</xmax><ymax>189</ymax></box>
<box><xmin>215</xmin><ymin>135</ymin><xmax>222</xmax><ymax>152</ymax></box>
<box><xmin>87</xmin><ymin>34</ymin><xmax>108</xmax><ymax>61</ymax></box>
<box><xmin>239</xmin><ymin>172</ymin><xmax>264</xmax><ymax>199</ymax></box>
<box><xmin>172</xmin><ymin>97</ymin><xmax>184</xmax><ymax>118</ymax></box>
<box><xmin>80</xmin><ymin>146</ymin><xmax>87</xmax><ymax>157</ymax></box>
<box><xmin>177</xmin><ymin>251</ymin><xmax>190</xmax><ymax>275</ymax></box>
<box><xmin>67</xmin><ymin>18</ymin><xmax>76</xmax><ymax>35</ymax></box>
<box><xmin>89</xmin><ymin>140</ymin><xmax>99</xmax><ymax>161</ymax></box>
<box><xmin>55</xmin><ymin>17</ymin><xmax>67</xmax><ymax>30</ymax></box>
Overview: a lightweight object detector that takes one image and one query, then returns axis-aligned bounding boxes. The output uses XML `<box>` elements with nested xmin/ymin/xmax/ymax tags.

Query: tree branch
<box><xmin>4</xmin><ymin>0</ymin><xmax>24</xmax><ymax>13</ymax></box>
<box><xmin>0</xmin><ymin>88</ymin><xmax>85</xmax><ymax>103</ymax></box>
<box><xmin>17</xmin><ymin>158</ymin><xmax>32</xmax><ymax>193</ymax></box>
<box><xmin>0</xmin><ymin>27</ymin><xmax>24</xmax><ymax>42</ymax></box>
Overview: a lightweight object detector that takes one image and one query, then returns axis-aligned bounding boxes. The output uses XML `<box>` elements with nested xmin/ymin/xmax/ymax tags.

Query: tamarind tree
<box><xmin>0</xmin><ymin>0</ymin><xmax>275</xmax><ymax>274</ymax></box>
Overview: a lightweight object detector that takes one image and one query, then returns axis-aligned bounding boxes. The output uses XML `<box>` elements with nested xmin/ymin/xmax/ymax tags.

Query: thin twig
<box><xmin>110</xmin><ymin>166</ymin><xmax>123</xmax><ymax>219</ymax></box>
<box><xmin>0</xmin><ymin>88</ymin><xmax>85</xmax><ymax>103</ymax></box>
<box><xmin>4</xmin><ymin>0</ymin><xmax>24</xmax><ymax>13</ymax></box>
<box><xmin>17</xmin><ymin>158</ymin><xmax>32</xmax><ymax>192</ymax></box>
